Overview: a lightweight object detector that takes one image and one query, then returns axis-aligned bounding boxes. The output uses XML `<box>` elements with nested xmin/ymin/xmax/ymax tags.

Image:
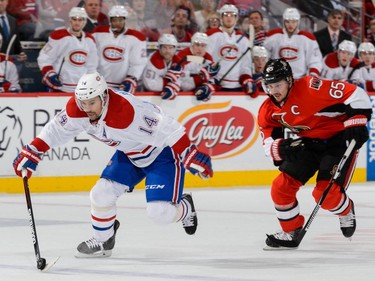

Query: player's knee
<box><xmin>146</xmin><ymin>201</ymin><xmax>177</xmax><ymax>224</ymax></box>
<box><xmin>90</xmin><ymin>178</ymin><xmax>118</xmax><ymax>209</ymax></box>
<box><xmin>271</xmin><ymin>173</ymin><xmax>301</xmax><ymax>205</ymax></box>
<box><xmin>313</xmin><ymin>181</ymin><xmax>342</xmax><ymax>210</ymax></box>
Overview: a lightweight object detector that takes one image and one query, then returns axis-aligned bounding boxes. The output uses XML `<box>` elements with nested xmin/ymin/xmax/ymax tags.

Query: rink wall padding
<box><xmin>0</xmin><ymin>91</ymin><xmax>372</xmax><ymax>193</ymax></box>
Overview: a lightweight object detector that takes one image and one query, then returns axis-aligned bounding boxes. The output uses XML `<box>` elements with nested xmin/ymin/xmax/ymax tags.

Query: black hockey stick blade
<box><xmin>264</xmin><ymin>139</ymin><xmax>356</xmax><ymax>249</ymax></box>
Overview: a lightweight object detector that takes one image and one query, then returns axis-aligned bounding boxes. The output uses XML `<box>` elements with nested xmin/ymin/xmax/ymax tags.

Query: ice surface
<box><xmin>1</xmin><ymin>183</ymin><xmax>374</xmax><ymax>281</ymax></box>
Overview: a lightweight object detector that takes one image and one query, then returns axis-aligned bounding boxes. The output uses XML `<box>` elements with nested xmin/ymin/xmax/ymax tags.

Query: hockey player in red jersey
<box><xmin>257</xmin><ymin>58</ymin><xmax>372</xmax><ymax>249</ymax></box>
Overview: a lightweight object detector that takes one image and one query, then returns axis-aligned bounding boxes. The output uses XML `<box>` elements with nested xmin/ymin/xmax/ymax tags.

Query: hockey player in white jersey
<box><xmin>92</xmin><ymin>5</ymin><xmax>147</xmax><ymax>92</ymax></box>
<box><xmin>206</xmin><ymin>4</ymin><xmax>257</xmax><ymax>96</ymax></box>
<box><xmin>37</xmin><ymin>7</ymin><xmax>98</xmax><ymax>93</ymax></box>
<box><xmin>251</xmin><ymin>46</ymin><xmax>268</xmax><ymax>93</ymax></box>
<box><xmin>178</xmin><ymin>32</ymin><xmax>220</xmax><ymax>101</ymax></box>
<box><xmin>321</xmin><ymin>40</ymin><xmax>362</xmax><ymax>83</ymax></box>
<box><xmin>0</xmin><ymin>33</ymin><xmax>21</xmax><ymax>92</ymax></box>
<box><xmin>264</xmin><ymin>8</ymin><xmax>322</xmax><ymax>80</ymax></box>
<box><xmin>347</xmin><ymin>42</ymin><xmax>374</xmax><ymax>90</ymax></box>
<box><xmin>13</xmin><ymin>72</ymin><xmax>212</xmax><ymax>258</ymax></box>
<box><xmin>142</xmin><ymin>34</ymin><xmax>185</xmax><ymax>100</ymax></box>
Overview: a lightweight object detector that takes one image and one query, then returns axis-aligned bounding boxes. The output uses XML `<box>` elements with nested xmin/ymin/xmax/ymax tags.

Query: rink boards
<box><xmin>0</xmin><ymin>91</ymin><xmax>372</xmax><ymax>193</ymax></box>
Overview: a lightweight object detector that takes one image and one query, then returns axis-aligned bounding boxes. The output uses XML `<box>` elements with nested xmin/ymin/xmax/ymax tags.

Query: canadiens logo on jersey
<box><xmin>279</xmin><ymin>47</ymin><xmax>298</xmax><ymax>61</ymax></box>
<box><xmin>103</xmin><ymin>46</ymin><xmax>125</xmax><ymax>62</ymax></box>
<box><xmin>272</xmin><ymin>112</ymin><xmax>310</xmax><ymax>134</ymax></box>
<box><xmin>219</xmin><ymin>45</ymin><xmax>239</xmax><ymax>60</ymax></box>
<box><xmin>69</xmin><ymin>50</ymin><xmax>88</xmax><ymax>66</ymax></box>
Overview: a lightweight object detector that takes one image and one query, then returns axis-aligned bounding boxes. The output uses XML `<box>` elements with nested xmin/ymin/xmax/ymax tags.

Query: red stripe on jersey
<box><xmin>126</xmin><ymin>145</ymin><xmax>153</xmax><ymax>156</ymax></box>
<box><xmin>171</xmin><ymin>149</ymin><xmax>182</xmax><ymax>204</ymax></box>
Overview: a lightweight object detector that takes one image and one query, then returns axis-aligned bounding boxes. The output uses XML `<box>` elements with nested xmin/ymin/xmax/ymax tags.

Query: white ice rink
<box><xmin>1</xmin><ymin>183</ymin><xmax>375</xmax><ymax>281</ymax></box>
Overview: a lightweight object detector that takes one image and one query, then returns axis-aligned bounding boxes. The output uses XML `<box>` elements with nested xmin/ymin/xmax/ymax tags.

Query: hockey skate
<box><xmin>181</xmin><ymin>193</ymin><xmax>198</xmax><ymax>235</ymax></box>
<box><xmin>339</xmin><ymin>200</ymin><xmax>356</xmax><ymax>238</ymax></box>
<box><xmin>263</xmin><ymin>227</ymin><xmax>302</xmax><ymax>250</ymax></box>
<box><xmin>75</xmin><ymin>220</ymin><xmax>120</xmax><ymax>258</ymax></box>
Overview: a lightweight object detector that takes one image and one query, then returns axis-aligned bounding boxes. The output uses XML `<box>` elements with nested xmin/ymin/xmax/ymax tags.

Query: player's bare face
<box><xmin>191</xmin><ymin>42</ymin><xmax>207</xmax><ymax>57</ymax></box>
<box><xmin>80</xmin><ymin>96</ymin><xmax>103</xmax><ymax>120</ymax></box>
<box><xmin>111</xmin><ymin>17</ymin><xmax>125</xmax><ymax>33</ymax></box>
<box><xmin>253</xmin><ymin>56</ymin><xmax>267</xmax><ymax>73</ymax></box>
<box><xmin>284</xmin><ymin>20</ymin><xmax>298</xmax><ymax>34</ymax></box>
<box><xmin>360</xmin><ymin>52</ymin><xmax>375</xmax><ymax>66</ymax></box>
<box><xmin>160</xmin><ymin>45</ymin><xmax>176</xmax><ymax>63</ymax></box>
<box><xmin>338</xmin><ymin>50</ymin><xmax>354</xmax><ymax>66</ymax></box>
<box><xmin>265</xmin><ymin>80</ymin><xmax>289</xmax><ymax>103</ymax></box>
<box><xmin>70</xmin><ymin>17</ymin><xmax>85</xmax><ymax>33</ymax></box>
<box><xmin>222</xmin><ymin>12</ymin><xmax>237</xmax><ymax>29</ymax></box>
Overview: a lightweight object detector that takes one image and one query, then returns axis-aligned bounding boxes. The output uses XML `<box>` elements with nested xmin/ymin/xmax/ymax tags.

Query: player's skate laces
<box><xmin>75</xmin><ymin>219</ymin><xmax>120</xmax><ymax>258</ymax></box>
<box><xmin>265</xmin><ymin>227</ymin><xmax>302</xmax><ymax>249</ymax></box>
<box><xmin>339</xmin><ymin>200</ymin><xmax>356</xmax><ymax>238</ymax></box>
<box><xmin>181</xmin><ymin>193</ymin><xmax>198</xmax><ymax>235</ymax></box>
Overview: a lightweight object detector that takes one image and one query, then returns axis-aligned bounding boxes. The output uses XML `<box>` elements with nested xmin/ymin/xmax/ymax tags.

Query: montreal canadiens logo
<box><xmin>103</xmin><ymin>46</ymin><xmax>124</xmax><ymax>62</ymax></box>
<box><xmin>219</xmin><ymin>45</ymin><xmax>239</xmax><ymax>61</ymax></box>
<box><xmin>279</xmin><ymin>47</ymin><xmax>298</xmax><ymax>61</ymax></box>
<box><xmin>69</xmin><ymin>51</ymin><xmax>87</xmax><ymax>66</ymax></box>
<box><xmin>179</xmin><ymin>101</ymin><xmax>258</xmax><ymax>158</ymax></box>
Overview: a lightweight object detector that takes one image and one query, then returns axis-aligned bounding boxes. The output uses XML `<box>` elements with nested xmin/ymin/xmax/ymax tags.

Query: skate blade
<box><xmin>263</xmin><ymin>245</ymin><xmax>298</xmax><ymax>251</ymax></box>
<box><xmin>41</xmin><ymin>256</ymin><xmax>60</xmax><ymax>272</ymax></box>
<box><xmin>74</xmin><ymin>250</ymin><xmax>112</xmax><ymax>258</ymax></box>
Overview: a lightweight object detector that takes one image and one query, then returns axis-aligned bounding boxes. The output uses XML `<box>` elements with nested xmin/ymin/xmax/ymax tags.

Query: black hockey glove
<box><xmin>344</xmin><ymin>115</ymin><xmax>369</xmax><ymax>149</ymax></box>
<box><xmin>271</xmin><ymin>138</ymin><xmax>306</xmax><ymax>162</ymax></box>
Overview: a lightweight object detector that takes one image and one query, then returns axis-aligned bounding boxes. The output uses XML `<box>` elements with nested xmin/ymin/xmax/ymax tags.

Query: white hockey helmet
<box><xmin>219</xmin><ymin>4</ymin><xmax>238</xmax><ymax>16</ymax></box>
<box><xmin>75</xmin><ymin>72</ymin><xmax>108</xmax><ymax>110</ymax></box>
<box><xmin>283</xmin><ymin>8</ymin><xmax>300</xmax><ymax>21</ymax></box>
<box><xmin>191</xmin><ymin>32</ymin><xmax>208</xmax><ymax>45</ymax></box>
<box><xmin>338</xmin><ymin>40</ymin><xmax>357</xmax><ymax>55</ymax></box>
<box><xmin>158</xmin><ymin>34</ymin><xmax>178</xmax><ymax>47</ymax></box>
<box><xmin>252</xmin><ymin>46</ymin><xmax>268</xmax><ymax>58</ymax></box>
<box><xmin>358</xmin><ymin>42</ymin><xmax>375</xmax><ymax>54</ymax></box>
<box><xmin>69</xmin><ymin>7</ymin><xmax>87</xmax><ymax>19</ymax></box>
<box><xmin>108</xmin><ymin>5</ymin><xmax>128</xmax><ymax>18</ymax></box>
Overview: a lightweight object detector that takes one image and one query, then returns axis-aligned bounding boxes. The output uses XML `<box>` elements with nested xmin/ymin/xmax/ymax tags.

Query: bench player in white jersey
<box><xmin>142</xmin><ymin>34</ymin><xmax>185</xmax><ymax>100</ymax></box>
<box><xmin>206</xmin><ymin>4</ymin><xmax>257</xmax><ymax>97</ymax></box>
<box><xmin>350</xmin><ymin>42</ymin><xmax>375</xmax><ymax>91</ymax></box>
<box><xmin>37</xmin><ymin>7</ymin><xmax>98</xmax><ymax>93</ymax></box>
<box><xmin>0</xmin><ymin>33</ymin><xmax>21</xmax><ymax>92</ymax></box>
<box><xmin>178</xmin><ymin>32</ymin><xmax>220</xmax><ymax>101</ymax></box>
<box><xmin>251</xmin><ymin>46</ymin><xmax>268</xmax><ymax>93</ymax></box>
<box><xmin>92</xmin><ymin>5</ymin><xmax>147</xmax><ymax>92</ymax></box>
<box><xmin>264</xmin><ymin>8</ymin><xmax>322</xmax><ymax>80</ymax></box>
<box><xmin>13</xmin><ymin>72</ymin><xmax>213</xmax><ymax>258</ymax></box>
<box><xmin>321</xmin><ymin>40</ymin><xmax>362</xmax><ymax>84</ymax></box>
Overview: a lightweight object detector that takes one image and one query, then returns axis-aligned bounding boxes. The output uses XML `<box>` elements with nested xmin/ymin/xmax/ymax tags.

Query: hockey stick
<box><xmin>22</xmin><ymin>170</ymin><xmax>60</xmax><ymax>272</ymax></box>
<box><xmin>218</xmin><ymin>24</ymin><xmax>254</xmax><ymax>84</ymax></box>
<box><xmin>2</xmin><ymin>34</ymin><xmax>16</xmax><ymax>81</ymax></box>
<box><xmin>266</xmin><ymin>139</ymin><xmax>357</xmax><ymax>248</ymax></box>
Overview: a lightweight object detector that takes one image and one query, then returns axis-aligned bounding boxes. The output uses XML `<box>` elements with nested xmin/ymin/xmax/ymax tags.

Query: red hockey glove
<box><xmin>42</xmin><ymin>70</ymin><xmax>62</xmax><ymax>91</ymax></box>
<box><xmin>183</xmin><ymin>145</ymin><xmax>213</xmax><ymax>179</ymax></box>
<box><xmin>161</xmin><ymin>81</ymin><xmax>179</xmax><ymax>100</ymax></box>
<box><xmin>13</xmin><ymin>145</ymin><xmax>44</xmax><ymax>178</ymax></box>
<box><xmin>165</xmin><ymin>63</ymin><xmax>182</xmax><ymax>83</ymax></box>
<box><xmin>121</xmin><ymin>76</ymin><xmax>138</xmax><ymax>94</ymax></box>
<box><xmin>0</xmin><ymin>80</ymin><xmax>11</xmax><ymax>92</ymax></box>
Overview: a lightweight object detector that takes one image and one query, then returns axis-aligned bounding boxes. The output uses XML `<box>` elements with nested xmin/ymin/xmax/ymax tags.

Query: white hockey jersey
<box><xmin>142</xmin><ymin>51</ymin><xmax>183</xmax><ymax>92</ymax></box>
<box><xmin>37</xmin><ymin>28</ymin><xmax>98</xmax><ymax>93</ymax></box>
<box><xmin>206</xmin><ymin>27</ymin><xmax>252</xmax><ymax>89</ymax></box>
<box><xmin>37</xmin><ymin>90</ymin><xmax>186</xmax><ymax>167</ymax></box>
<box><xmin>0</xmin><ymin>54</ymin><xmax>21</xmax><ymax>92</ymax></box>
<box><xmin>350</xmin><ymin>62</ymin><xmax>375</xmax><ymax>91</ymax></box>
<box><xmin>177</xmin><ymin>47</ymin><xmax>214</xmax><ymax>91</ymax></box>
<box><xmin>264</xmin><ymin>28</ymin><xmax>322</xmax><ymax>79</ymax></box>
<box><xmin>321</xmin><ymin>52</ymin><xmax>361</xmax><ymax>81</ymax></box>
<box><xmin>93</xmin><ymin>26</ymin><xmax>148</xmax><ymax>90</ymax></box>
